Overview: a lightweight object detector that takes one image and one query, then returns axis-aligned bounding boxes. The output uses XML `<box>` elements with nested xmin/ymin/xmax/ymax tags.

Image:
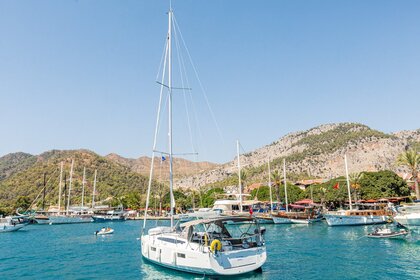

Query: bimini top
<box><xmin>180</xmin><ymin>216</ymin><xmax>254</xmax><ymax>228</ymax></box>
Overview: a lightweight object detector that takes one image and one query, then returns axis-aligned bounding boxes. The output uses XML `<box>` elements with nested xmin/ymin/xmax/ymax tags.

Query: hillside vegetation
<box><xmin>0</xmin><ymin>152</ymin><xmax>37</xmax><ymax>181</ymax></box>
<box><xmin>0</xmin><ymin>150</ymin><xmax>158</xmax><ymax>213</ymax></box>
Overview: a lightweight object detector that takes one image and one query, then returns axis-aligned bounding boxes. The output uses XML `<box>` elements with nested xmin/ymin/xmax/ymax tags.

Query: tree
<box><xmin>349</xmin><ymin>172</ymin><xmax>364</xmax><ymax>201</ymax></box>
<box><xmin>358</xmin><ymin>170</ymin><xmax>410</xmax><ymax>199</ymax></box>
<box><xmin>397</xmin><ymin>149</ymin><xmax>420</xmax><ymax>199</ymax></box>
<box><xmin>201</xmin><ymin>187</ymin><xmax>224</xmax><ymax>207</ymax></box>
<box><xmin>14</xmin><ymin>196</ymin><xmax>31</xmax><ymax>212</ymax></box>
<box><xmin>238</xmin><ymin>170</ymin><xmax>247</xmax><ymax>195</ymax></box>
<box><xmin>250</xmin><ymin>186</ymin><xmax>271</xmax><ymax>201</ymax></box>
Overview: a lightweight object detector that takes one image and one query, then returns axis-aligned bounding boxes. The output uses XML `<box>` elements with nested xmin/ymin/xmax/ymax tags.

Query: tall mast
<box><xmin>283</xmin><ymin>159</ymin><xmax>289</xmax><ymax>212</ymax></box>
<box><xmin>268</xmin><ymin>157</ymin><xmax>273</xmax><ymax>214</ymax></box>
<box><xmin>58</xmin><ymin>162</ymin><xmax>63</xmax><ymax>212</ymax></box>
<box><xmin>66</xmin><ymin>159</ymin><xmax>74</xmax><ymax>215</ymax></box>
<box><xmin>344</xmin><ymin>154</ymin><xmax>353</xmax><ymax>210</ymax></box>
<box><xmin>92</xmin><ymin>169</ymin><xmax>97</xmax><ymax>208</ymax></box>
<box><xmin>237</xmin><ymin>140</ymin><xmax>243</xmax><ymax>212</ymax></box>
<box><xmin>142</xmin><ymin>8</ymin><xmax>170</xmax><ymax>234</ymax></box>
<box><xmin>42</xmin><ymin>172</ymin><xmax>46</xmax><ymax>211</ymax></box>
<box><xmin>81</xmin><ymin>167</ymin><xmax>86</xmax><ymax>208</ymax></box>
<box><xmin>168</xmin><ymin>8</ymin><xmax>175</xmax><ymax>228</ymax></box>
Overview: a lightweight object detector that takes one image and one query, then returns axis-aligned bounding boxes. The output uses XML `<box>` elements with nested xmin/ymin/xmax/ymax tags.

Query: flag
<box><xmin>333</xmin><ymin>182</ymin><xmax>340</xmax><ymax>190</ymax></box>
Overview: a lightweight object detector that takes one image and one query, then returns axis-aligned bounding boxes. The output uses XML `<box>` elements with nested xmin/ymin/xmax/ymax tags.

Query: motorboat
<box><xmin>141</xmin><ymin>217</ymin><xmax>267</xmax><ymax>275</ymax></box>
<box><xmin>367</xmin><ymin>227</ymin><xmax>409</xmax><ymax>239</ymax></box>
<box><xmin>393</xmin><ymin>203</ymin><xmax>420</xmax><ymax>227</ymax></box>
<box><xmin>0</xmin><ymin>216</ymin><xmax>28</xmax><ymax>233</ymax></box>
<box><xmin>95</xmin><ymin>227</ymin><xmax>114</xmax><ymax>235</ymax></box>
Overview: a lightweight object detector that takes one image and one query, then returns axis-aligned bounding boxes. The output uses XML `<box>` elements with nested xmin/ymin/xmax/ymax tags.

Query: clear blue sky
<box><xmin>1</xmin><ymin>0</ymin><xmax>419</xmax><ymax>163</ymax></box>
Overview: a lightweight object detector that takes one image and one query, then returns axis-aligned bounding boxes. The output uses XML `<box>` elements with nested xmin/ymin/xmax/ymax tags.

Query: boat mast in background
<box><xmin>42</xmin><ymin>172</ymin><xmax>46</xmax><ymax>211</ymax></box>
<box><xmin>81</xmin><ymin>167</ymin><xmax>86</xmax><ymax>208</ymax></box>
<box><xmin>237</xmin><ymin>140</ymin><xmax>243</xmax><ymax>212</ymax></box>
<box><xmin>92</xmin><ymin>169</ymin><xmax>97</xmax><ymax>208</ymax></box>
<box><xmin>58</xmin><ymin>162</ymin><xmax>63</xmax><ymax>212</ymax></box>
<box><xmin>268</xmin><ymin>156</ymin><xmax>273</xmax><ymax>213</ymax></box>
<box><xmin>283</xmin><ymin>159</ymin><xmax>289</xmax><ymax>212</ymax></box>
<box><xmin>66</xmin><ymin>159</ymin><xmax>74</xmax><ymax>215</ymax></box>
<box><xmin>344</xmin><ymin>154</ymin><xmax>353</xmax><ymax>210</ymax></box>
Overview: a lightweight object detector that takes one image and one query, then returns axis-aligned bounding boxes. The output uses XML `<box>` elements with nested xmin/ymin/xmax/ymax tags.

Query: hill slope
<box><xmin>175</xmin><ymin>123</ymin><xmax>420</xmax><ymax>189</ymax></box>
<box><xmin>105</xmin><ymin>153</ymin><xmax>219</xmax><ymax>179</ymax></box>
<box><xmin>0</xmin><ymin>150</ymin><xmax>156</xmax><ymax>210</ymax></box>
<box><xmin>0</xmin><ymin>152</ymin><xmax>37</xmax><ymax>181</ymax></box>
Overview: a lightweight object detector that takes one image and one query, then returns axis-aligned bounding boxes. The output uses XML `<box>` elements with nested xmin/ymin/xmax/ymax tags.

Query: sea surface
<box><xmin>1</xmin><ymin>220</ymin><xmax>419</xmax><ymax>279</ymax></box>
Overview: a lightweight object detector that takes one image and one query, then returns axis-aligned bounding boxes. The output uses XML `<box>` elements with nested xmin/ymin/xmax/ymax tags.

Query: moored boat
<box><xmin>95</xmin><ymin>227</ymin><xmax>114</xmax><ymax>235</ymax></box>
<box><xmin>140</xmin><ymin>6</ymin><xmax>267</xmax><ymax>275</ymax></box>
<box><xmin>141</xmin><ymin>217</ymin><xmax>267</xmax><ymax>275</ymax></box>
<box><xmin>393</xmin><ymin>203</ymin><xmax>420</xmax><ymax>227</ymax></box>
<box><xmin>0</xmin><ymin>216</ymin><xmax>28</xmax><ymax>233</ymax></box>
<box><xmin>324</xmin><ymin>207</ymin><xmax>389</xmax><ymax>226</ymax></box>
<box><xmin>367</xmin><ymin>227</ymin><xmax>409</xmax><ymax>239</ymax></box>
<box><xmin>92</xmin><ymin>206</ymin><xmax>126</xmax><ymax>222</ymax></box>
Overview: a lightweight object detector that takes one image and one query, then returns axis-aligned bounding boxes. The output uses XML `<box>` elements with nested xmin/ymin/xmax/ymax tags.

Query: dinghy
<box><xmin>95</xmin><ymin>227</ymin><xmax>114</xmax><ymax>235</ymax></box>
<box><xmin>367</xmin><ymin>227</ymin><xmax>408</xmax><ymax>239</ymax></box>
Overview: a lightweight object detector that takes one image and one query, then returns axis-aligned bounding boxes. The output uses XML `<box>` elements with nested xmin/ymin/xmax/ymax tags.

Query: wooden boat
<box><xmin>367</xmin><ymin>227</ymin><xmax>408</xmax><ymax>239</ymax></box>
<box><xmin>324</xmin><ymin>155</ymin><xmax>391</xmax><ymax>226</ymax></box>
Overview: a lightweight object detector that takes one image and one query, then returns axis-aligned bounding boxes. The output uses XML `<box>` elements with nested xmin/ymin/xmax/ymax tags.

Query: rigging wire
<box><xmin>173</xmin><ymin>14</ymin><xmax>225</xmax><ymax>146</ymax></box>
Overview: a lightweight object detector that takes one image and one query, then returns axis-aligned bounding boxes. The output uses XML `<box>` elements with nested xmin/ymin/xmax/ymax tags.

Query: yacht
<box><xmin>140</xmin><ymin>6</ymin><xmax>267</xmax><ymax>275</ymax></box>
<box><xmin>141</xmin><ymin>217</ymin><xmax>267</xmax><ymax>275</ymax></box>
<box><xmin>324</xmin><ymin>155</ymin><xmax>390</xmax><ymax>226</ymax></box>
<box><xmin>393</xmin><ymin>203</ymin><xmax>420</xmax><ymax>227</ymax></box>
<box><xmin>92</xmin><ymin>206</ymin><xmax>126</xmax><ymax>222</ymax></box>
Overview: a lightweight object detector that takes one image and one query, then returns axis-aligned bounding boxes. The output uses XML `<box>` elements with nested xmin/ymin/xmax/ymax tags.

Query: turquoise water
<box><xmin>1</xmin><ymin>221</ymin><xmax>419</xmax><ymax>279</ymax></box>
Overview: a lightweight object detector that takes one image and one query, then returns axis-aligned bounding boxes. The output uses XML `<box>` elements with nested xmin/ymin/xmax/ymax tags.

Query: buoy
<box><xmin>210</xmin><ymin>239</ymin><xmax>222</xmax><ymax>253</ymax></box>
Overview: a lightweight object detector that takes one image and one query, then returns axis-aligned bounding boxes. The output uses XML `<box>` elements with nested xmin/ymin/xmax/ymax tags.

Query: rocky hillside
<box><xmin>175</xmin><ymin>123</ymin><xmax>420</xmax><ymax>189</ymax></box>
<box><xmin>105</xmin><ymin>153</ymin><xmax>218</xmax><ymax>179</ymax></box>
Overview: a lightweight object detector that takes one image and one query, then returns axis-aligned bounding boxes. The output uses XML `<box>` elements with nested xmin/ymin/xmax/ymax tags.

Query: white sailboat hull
<box><xmin>394</xmin><ymin>213</ymin><xmax>420</xmax><ymax>227</ymax></box>
<box><xmin>48</xmin><ymin>215</ymin><xmax>93</xmax><ymax>224</ymax></box>
<box><xmin>141</xmin><ymin>234</ymin><xmax>266</xmax><ymax>276</ymax></box>
<box><xmin>272</xmin><ymin>217</ymin><xmax>292</xmax><ymax>224</ymax></box>
<box><xmin>324</xmin><ymin>214</ymin><xmax>387</xmax><ymax>226</ymax></box>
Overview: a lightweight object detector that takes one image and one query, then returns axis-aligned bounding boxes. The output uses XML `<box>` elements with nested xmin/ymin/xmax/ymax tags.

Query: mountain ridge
<box><xmin>174</xmin><ymin>122</ymin><xmax>420</xmax><ymax>189</ymax></box>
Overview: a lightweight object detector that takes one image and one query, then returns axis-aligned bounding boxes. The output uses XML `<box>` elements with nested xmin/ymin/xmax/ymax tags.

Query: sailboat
<box><xmin>140</xmin><ymin>7</ymin><xmax>267</xmax><ymax>276</ymax></box>
<box><xmin>271</xmin><ymin>160</ymin><xmax>322</xmax><ymax>224</ymax></box>
<box><xmin>272</xmin><ymin>159</ymin><xmax>292</xmax><ymax>224</ymax></box>
<box><xmin>324</xmin><ymin>155</ymin><xmax>389</xmax><ymax>226</ymax></box>
<box><xmin>39</xmin><ymin>161</ymin><xmax>93</xmax><ymax>225</ymax></box>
